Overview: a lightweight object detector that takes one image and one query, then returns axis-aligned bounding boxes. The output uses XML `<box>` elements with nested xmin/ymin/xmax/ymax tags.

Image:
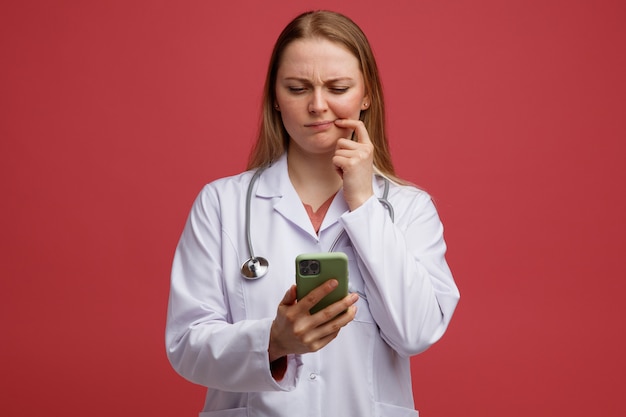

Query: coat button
<box><xmin>309</xmin><ymin>373</ymin><xmax>317</xmax><ymax>380</ymax></box>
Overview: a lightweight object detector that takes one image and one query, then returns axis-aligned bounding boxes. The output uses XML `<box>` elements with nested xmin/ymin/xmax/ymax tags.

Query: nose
<box><xmin>308</xmin><ymin>89</ymin><xmax>328</xmax><ymax>114</ymax></box>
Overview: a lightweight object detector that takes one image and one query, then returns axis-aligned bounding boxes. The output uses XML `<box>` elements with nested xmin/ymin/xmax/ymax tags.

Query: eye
<box><xmin>287</xmin><ymin>86</ymin><xmax>307</xmax><ymax>94</ymax></box>
<box><xmin>329</xmin><ymin>87</ymin><xmax>349</xmax><ymax>94</ymax></box>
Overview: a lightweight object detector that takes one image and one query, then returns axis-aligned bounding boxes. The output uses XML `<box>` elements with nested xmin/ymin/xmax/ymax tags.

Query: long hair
<box><xmin>247</xmin><ymin>10</ymin><xmax>398</xmax><ymax>181</ymax></box>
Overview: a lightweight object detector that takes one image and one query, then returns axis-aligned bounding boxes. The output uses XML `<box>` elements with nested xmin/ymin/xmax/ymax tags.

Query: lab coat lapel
<box><xmin>255</xmin><ymin>156</ymin><xmax>318</xmax><ymax>238</ymax></box>
<box><xmin>319</xmin><ymin>175</ymin><xmax>385</xmax><ymax>233</ymax></box>
<box><xmin>319</xmin><ymin>188</ymin><xmax>349</xmax><ymax>233</ymax></box>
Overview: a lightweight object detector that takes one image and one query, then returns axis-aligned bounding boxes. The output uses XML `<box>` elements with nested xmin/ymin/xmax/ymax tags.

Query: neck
<box><xmin>287</xmin><ymin>148</ymin><xmax>342</xmax><ymax>211</ymax></box>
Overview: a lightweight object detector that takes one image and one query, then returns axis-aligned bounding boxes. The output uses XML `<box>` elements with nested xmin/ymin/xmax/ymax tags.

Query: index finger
<box><xmin>334</xmin><ymin>119</ymin><xmax>371</xmax><ymax>145</ymax></box>
<box><xmin>297</xmin><ymin>278</ymin><xmax>339</xmax><ymax>313</ymax></box>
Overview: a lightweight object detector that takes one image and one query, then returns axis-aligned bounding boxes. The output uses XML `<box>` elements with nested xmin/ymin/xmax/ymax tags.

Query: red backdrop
<box><xmin>2</xmin><ymin>1</ymin><xmax>625</xmax><ymax>416</ymax></box>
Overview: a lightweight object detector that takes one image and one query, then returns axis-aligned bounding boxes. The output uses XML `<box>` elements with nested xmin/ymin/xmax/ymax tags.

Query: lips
<box><xmin>304</xmin><ymin>120</ymin><xmax>335</xmax><ymax>128</ymax></box>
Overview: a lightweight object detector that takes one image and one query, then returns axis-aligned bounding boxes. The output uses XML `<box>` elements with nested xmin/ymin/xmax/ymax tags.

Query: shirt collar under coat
<box><xmin>253</xmin><ymin>154</ymin><xmax>385</xmax><ymax>240</ymax></box>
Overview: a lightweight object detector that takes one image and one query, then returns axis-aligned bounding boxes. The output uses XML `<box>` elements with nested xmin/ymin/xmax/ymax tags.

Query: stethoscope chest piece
<box><xmin>241</xmin><ymin>256</ymin><xmax>269</xmax><ymax>279</ymax></box>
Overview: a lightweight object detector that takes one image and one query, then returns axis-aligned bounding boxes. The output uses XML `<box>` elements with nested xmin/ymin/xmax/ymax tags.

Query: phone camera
<box><xmin>299</xmin><ymin>260</ymin><xmax>321</xmax><ymax>276</ymax></box>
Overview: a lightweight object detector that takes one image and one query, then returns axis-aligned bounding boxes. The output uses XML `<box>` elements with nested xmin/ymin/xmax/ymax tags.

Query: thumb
<box><xmin>280</xmin><ymin>285</ymin><xmax>298</xmax><ymax>306</ymax></box>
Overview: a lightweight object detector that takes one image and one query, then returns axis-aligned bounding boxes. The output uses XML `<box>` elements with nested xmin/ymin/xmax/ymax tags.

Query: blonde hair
<box><xmin>247</xmin><ymin>10</ymin><xmax>399</xmax><ymax>182</ymax></box>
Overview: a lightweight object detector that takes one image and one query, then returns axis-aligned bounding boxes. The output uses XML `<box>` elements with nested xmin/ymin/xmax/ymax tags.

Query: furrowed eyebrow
<box><xmin>282</xmin><ymin>77</ymin><xmax>354</xmax><ymax>83</ymax></box>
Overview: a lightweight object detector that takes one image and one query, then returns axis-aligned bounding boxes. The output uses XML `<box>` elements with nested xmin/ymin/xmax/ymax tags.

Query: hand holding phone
<box><xmin>268</xmin><ymin>253</ymin><xmax>354</xmax><ymax>360</ymax></box>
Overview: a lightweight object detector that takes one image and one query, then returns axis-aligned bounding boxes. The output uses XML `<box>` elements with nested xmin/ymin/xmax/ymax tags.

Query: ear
<box><xmin>361</xmin><ymin>95</ymin><xmax>370</xmax><ymax>110</ymax></box>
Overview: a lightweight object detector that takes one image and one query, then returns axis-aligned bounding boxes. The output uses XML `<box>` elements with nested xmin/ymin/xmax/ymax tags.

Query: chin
<box><xmin>290</xmin><ymin>140</ymin><xmax>335</xmax><ymax>157</ymax></box>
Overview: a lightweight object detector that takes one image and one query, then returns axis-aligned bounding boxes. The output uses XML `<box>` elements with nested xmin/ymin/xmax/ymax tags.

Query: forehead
<box><xmin>277</xmin><ymin>38</ymin><xmax>361</xmax><ymax>78</ymax></box>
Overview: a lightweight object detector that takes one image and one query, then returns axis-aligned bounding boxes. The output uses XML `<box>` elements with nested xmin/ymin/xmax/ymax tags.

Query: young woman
<box><xmin>166</xmin><ymin>10</ymin><xmax>459</xmax><ymax>416</ymax></box>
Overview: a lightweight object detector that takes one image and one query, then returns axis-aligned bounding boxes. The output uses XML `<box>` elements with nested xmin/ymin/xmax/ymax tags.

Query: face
<box><xmin>275</xmin><ymin>38</ymin><xmax>369</xmax><ymax>156</ymax></box>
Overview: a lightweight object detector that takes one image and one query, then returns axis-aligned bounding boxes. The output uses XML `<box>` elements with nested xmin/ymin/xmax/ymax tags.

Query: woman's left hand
<box><xmin>333</xmin><ymin>118</ymin><xmax>375</xmax><ymax>211</ymax></box>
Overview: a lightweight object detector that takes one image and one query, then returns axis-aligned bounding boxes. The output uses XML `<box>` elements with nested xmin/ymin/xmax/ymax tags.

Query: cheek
<box><xmin>331</xmin><ymin>94</ymin><xmax>366</xmax><ymax>118</ymax></box>
<box><xmin>277</xmin><ymin>109</ymin><xmax>302</xmax><ymax>139</ymax></box>
<box><xmin>276</xmin><ymin>96</ymin><xmax>302</xmax><ymax>120</ymax></box>
<box><xmin>278</xmin><ymin>107</ymin><xmax>299</xmax><ymax>129</ymax></box>
<box><xmin>332</xmin><ymin>101</ymin><xmax>363</xmax><ymax>119</ymax></box>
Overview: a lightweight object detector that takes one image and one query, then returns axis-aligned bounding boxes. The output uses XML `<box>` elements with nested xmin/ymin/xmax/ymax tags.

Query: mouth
<box><xmin>304</xmin><ymin>120</ymin><xmax>336</xmax><ymax>128</ymax></box>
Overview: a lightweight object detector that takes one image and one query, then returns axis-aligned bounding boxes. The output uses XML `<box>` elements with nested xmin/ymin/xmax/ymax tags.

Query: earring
<box><xmin>274</xmin><ymin>104</ymin><xmax>280</xmax><ymax>111</ymax></box>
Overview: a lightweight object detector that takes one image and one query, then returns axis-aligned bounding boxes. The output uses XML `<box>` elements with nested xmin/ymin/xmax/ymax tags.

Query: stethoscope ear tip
<box><xmin>241</xmin><ymin>256</ymin><xmax>269</xmax><ymax>279</ymax></box>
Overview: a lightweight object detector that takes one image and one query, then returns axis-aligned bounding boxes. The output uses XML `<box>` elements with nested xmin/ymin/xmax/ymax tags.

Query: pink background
<box><xmin>2</xmin><ymin>0</ymin><xmax>625</xmax><ymax>415</ymax></box>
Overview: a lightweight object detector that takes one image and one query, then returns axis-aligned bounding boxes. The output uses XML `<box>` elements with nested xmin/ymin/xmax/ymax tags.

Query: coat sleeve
<box><xmin>165</xmin><ymin>185</ymin><xmax>302</xmax><ymax>391</ymax></box>
<box><xmin>340</xmin><ymin>188</ymin><xmax>460</xmax><ymax>357</ymax></box>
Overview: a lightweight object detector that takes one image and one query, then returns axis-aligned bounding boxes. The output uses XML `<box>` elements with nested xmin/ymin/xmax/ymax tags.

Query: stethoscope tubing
<box><xmin>244</xmin><ymin>166</ymin><xmax>268</xmax><ymax>261</ymax></box>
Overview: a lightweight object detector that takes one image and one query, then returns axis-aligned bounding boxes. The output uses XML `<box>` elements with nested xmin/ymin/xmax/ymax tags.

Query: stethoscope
<box><xmin>241</xmin><ymin>166</ymin><xmax>395</xmax><ymax>279</ymax></box>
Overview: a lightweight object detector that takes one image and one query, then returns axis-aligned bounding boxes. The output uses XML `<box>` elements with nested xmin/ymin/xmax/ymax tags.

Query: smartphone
<box><xmin>296</xmin><ymin>252</ymin><xmax>349</xmax><ymax>315</ymax></box>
